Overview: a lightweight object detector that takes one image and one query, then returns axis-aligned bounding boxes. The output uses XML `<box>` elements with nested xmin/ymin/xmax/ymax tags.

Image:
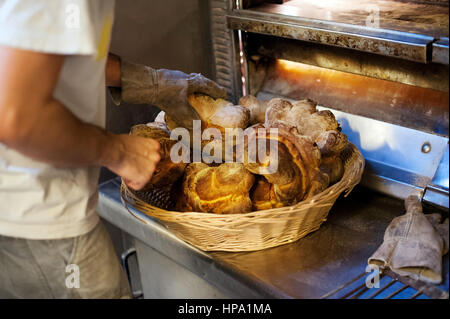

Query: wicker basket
<box><xmin>120</xmin><ymin>143</ymin><xmax>364</xmax><ymax>252</ymax></box>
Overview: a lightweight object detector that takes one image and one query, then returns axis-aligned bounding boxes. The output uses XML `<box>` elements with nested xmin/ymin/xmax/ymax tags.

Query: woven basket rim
<box><xmin>120</xmin><ymin>143</ymin><xmax>364</xmax><ymax>251</ymax></box>
<box><xmin>120</xmin><ymin>142</ymin><xmax>365</xmax><ymax>219</ymax></box>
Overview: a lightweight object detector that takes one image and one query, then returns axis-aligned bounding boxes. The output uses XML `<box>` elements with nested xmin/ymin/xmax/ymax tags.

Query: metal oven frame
<box><xmin>209</xmin><ymin>0</ymin><xmax>449</xmax><ymax>209</ymax></box>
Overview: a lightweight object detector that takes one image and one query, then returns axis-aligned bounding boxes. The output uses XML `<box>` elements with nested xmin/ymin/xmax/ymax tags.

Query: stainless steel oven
<box><xmin>210</xmin><ymin>0</ymin><xmax>449</xmax><ymax>210</ymax></box>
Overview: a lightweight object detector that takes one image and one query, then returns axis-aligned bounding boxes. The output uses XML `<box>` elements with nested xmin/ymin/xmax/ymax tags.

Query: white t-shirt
<box><xmin>0</xmin><ymin>0</ymin><xmax>115</xmax><ymax>239</ymax></box>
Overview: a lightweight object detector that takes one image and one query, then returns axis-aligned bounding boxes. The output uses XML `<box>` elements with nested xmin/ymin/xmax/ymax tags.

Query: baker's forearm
<box><xmin>0</xmin><ymin>46</ymin><xmax>160</xmax><ymax>190</ymax></box>
<box><xmin>1</xmin><ymin>97</ymin><xmax>121</xmax><ymax>169</ymax></box>
<box><xmin>0</xmin><ymin>94</ymin><xmax>160</xmax><ymax>189</ymax></box>
<box><xmin>106</xmin><ymin>52</ymin><xmax>121</xmax><ymax>87</ymax></box>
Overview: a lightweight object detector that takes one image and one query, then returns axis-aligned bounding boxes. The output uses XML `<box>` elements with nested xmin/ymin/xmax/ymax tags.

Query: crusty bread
<box><xmin>265</xmin><ymin>98</ymin><xmax>339</xmax><ymax>140</ymax></box>
<box><xmin>238</xmin><ymin>95</ymin><xmax>268</xmax><ymax>125</ymax></box>
<box><xmin>187</xmin><ymin>93</ymin><xmax>251</xmax><ymax>161</ymax></box>
<box><xmin>177</xmin><ymin>162</ymin><xmax>255</xmax><ymax>214</ymax></box>
<box><xmin>242</xmin><ymin>123</ymin><xmax>329</xmax><ymax>210</ymax></box>
<box><xmin>208</xmin><ymin>104</ymin><xmax>251</xmax><ymax>130</ymax></box>
<box><xmin>130</xmin><ymin>123</ymin><xmax>187</xmax><ymax>191</ymax></box>
<box><xmin>188</xmin><ymin>93</ymin><xmax>250</xmax><ymax>130</ymax></box>
<box><xmin>320</xmin><ymin>155</ymin><xmax>344</xmax><ymax>184</ymax></box>
<box><xmin>264</xmin><ymin>97</ymin><xmax>348</xmax><ymax>185</ymax></box>
<box><xmin>141</xmin><ymin>95</ymin><xmax>347</xmax><ymax>213</ymax></box>
<box><xmin>187</xmin><ymin>93</ymin><xmax>233</xmax><ymax>122</ymax></box>
<box><xmin>250</xmin><ymin>175</ymin><xmax>284</xmax><ymax>211</ymax></box>
<box><xmin>315</xmin><ymin>130</ymin><xmax>348</xmax><ymax>156</ymax></box>
<box><xmin>264</xmin><ymin>98</ymin><xmax>295</xmax><ymax>128</ymax></box>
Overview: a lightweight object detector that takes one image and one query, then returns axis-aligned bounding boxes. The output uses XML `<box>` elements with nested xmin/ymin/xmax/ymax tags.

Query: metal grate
<box><xmin>321</xmin><ymin>269</ymin><xmax>449</xmax><ymax>299</ymax></box>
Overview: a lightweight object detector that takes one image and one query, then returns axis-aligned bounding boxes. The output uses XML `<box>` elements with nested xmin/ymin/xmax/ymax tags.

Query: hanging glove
<box><xmin>109</xmin><ymin>59</ymin><xmax>227</xmax><ymax>132</ymax></box>
<box><xmin>368</xmin><ymin>195</ymin><xmax>449</xmax><ymax>284</ymax></box>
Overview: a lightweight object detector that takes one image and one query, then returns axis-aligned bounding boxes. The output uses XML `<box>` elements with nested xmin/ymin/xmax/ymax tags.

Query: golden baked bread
<box><xmin>320</xmin><ymin>155</ymin><xmax>344</xmax><ymax>184</ymax></box>
<box><xmin>250</xmin><ymin>175</ymin><xmax>284</xmax><ymax>211</ymax></box>
<box><xmin>315</xmin><ymin>130</ymin><xmax>348</xmax><ymax>156</ymax></box>
<box><xmin>266</xmin><ymin>98</ymin><xmax>339</xmax><ymax>140</ymax></box>
<box><xmin>164</xmin><ymin>92</ymin><xmax>248</xmax><ymax>132</ymax></box>
<box><xmin>130</xmin><ymin>122</ymin><xmax>187</xmax><ymax>191</ymax></box>
<box><xmin>177</xmin><ymin>162</ymin><xmax>255</xmax><ymax>214</ymax></box>
<box><xmin>187</xmin><ymin>93</ymin><xmax>251</xmax><ymax>162</ymax></box>
<box><xmin>264</xmin><ymin>98</ymin><xmax>298</xmax><ymax>128</ymax></box>
<box><xmin>137</xmin><ymin>96</ymin><xmax>348</xmax><ymax>213</ymax></box>
<box><xmin>188</xmin><ymin>93</ymin><xmax>250</xmax><ymax>130</ymax></box>
<box><xmin>162</xmin><ymin>113</ymin><xmax>179</xmax><ymax>132</ymax></box>
<box><xmin>316</xmin><ymin>130</ymin><xmax>347</xmax><ymax>184</ymax></box>
<box><xmin>242</xmin><ymin>123</ymin><xmax>329</xmax><ymax>210</ymax></box>
<box><xmin>265</xmin><ymin>97</ymin><xmax>348</xmax><ymax>184</ymax></box>
<box><xmin>187</xmin><ymin>94</ymin><xmax>232</xmax><ymax>122</ymax></box>
<box><xmin>238</xmin><ymin>95</ymin><xmax>268</xmax><ymax>125</ymax></box>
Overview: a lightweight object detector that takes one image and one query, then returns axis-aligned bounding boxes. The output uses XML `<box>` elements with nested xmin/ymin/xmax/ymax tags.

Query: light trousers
<box><xmin>0</xmin><ymin>221</ymin><xmax>131</xmax><ymax>298</ymax></box>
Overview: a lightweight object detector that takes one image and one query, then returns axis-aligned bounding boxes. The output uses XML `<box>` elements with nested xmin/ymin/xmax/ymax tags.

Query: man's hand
<box><xmin>111</xmin><ymin>59</ymin><xmax>227</xmax><ymax>132</ymax></box>
<box><xmin>104</xmin><ymin>134</ymin><xmax>161</xmax><ymax>190</ymax></box>
<box><xmin>0</xmin><ymin>46</ymin><xmax>160</xmax><ymax>190</ymax></box>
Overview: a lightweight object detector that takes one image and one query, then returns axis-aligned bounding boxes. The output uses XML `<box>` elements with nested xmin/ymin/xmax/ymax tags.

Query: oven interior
<box><xmin>210</xmin><ymin>0</ymin><xmax>449</xmax><ymax>209</ymax></box>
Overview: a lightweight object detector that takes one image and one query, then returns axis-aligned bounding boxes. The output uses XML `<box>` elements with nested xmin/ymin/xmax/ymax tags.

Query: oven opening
<box><xmin>243</xmin><ymin>52</ymin><xmax>448</xmax><ymax>205</ymax></box>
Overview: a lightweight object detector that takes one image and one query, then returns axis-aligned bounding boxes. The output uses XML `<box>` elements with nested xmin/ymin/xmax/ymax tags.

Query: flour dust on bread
<box><xmin>264</xmin><ymin>97</ymin><xmax>348</xmax><ymax>186</ymax></box>
<box><xmin>187</xmin><ymin>93</ymin><xmax>251</xmax><ymax>161</ymax></box>
<box><xmin>238</xmin><ymin>94</ymin><xmax>268</xmax><ymax>125</ymax></box>
<box><xmin>187</xmin><ymin>93</ymin><xmax>250</xmax><ymax>130</ymax></box>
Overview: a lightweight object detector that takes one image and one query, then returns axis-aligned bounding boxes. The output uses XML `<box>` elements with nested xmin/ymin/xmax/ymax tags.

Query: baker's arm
<box><xmin>0</xmin><ymin>46</ymin><xmax>160</xmax><ymax>190</ymax></box>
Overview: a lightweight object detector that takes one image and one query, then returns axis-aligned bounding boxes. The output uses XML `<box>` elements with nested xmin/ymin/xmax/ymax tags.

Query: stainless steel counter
<box><xmin>98</xmin><ymin>177</ymin><xmax>449</xmax><ymax>299</ymax></box>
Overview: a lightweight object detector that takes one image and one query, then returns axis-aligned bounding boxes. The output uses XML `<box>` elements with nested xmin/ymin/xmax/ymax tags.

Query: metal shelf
<box><xmin>433</xmin><ymin>37</ymin><xmax>449</xmax><ymax>64</ymax></box>
<box><xmin>227</xmin><ymin>2</ymin><xmax>449</xmax><ymax>63</ymax></box>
